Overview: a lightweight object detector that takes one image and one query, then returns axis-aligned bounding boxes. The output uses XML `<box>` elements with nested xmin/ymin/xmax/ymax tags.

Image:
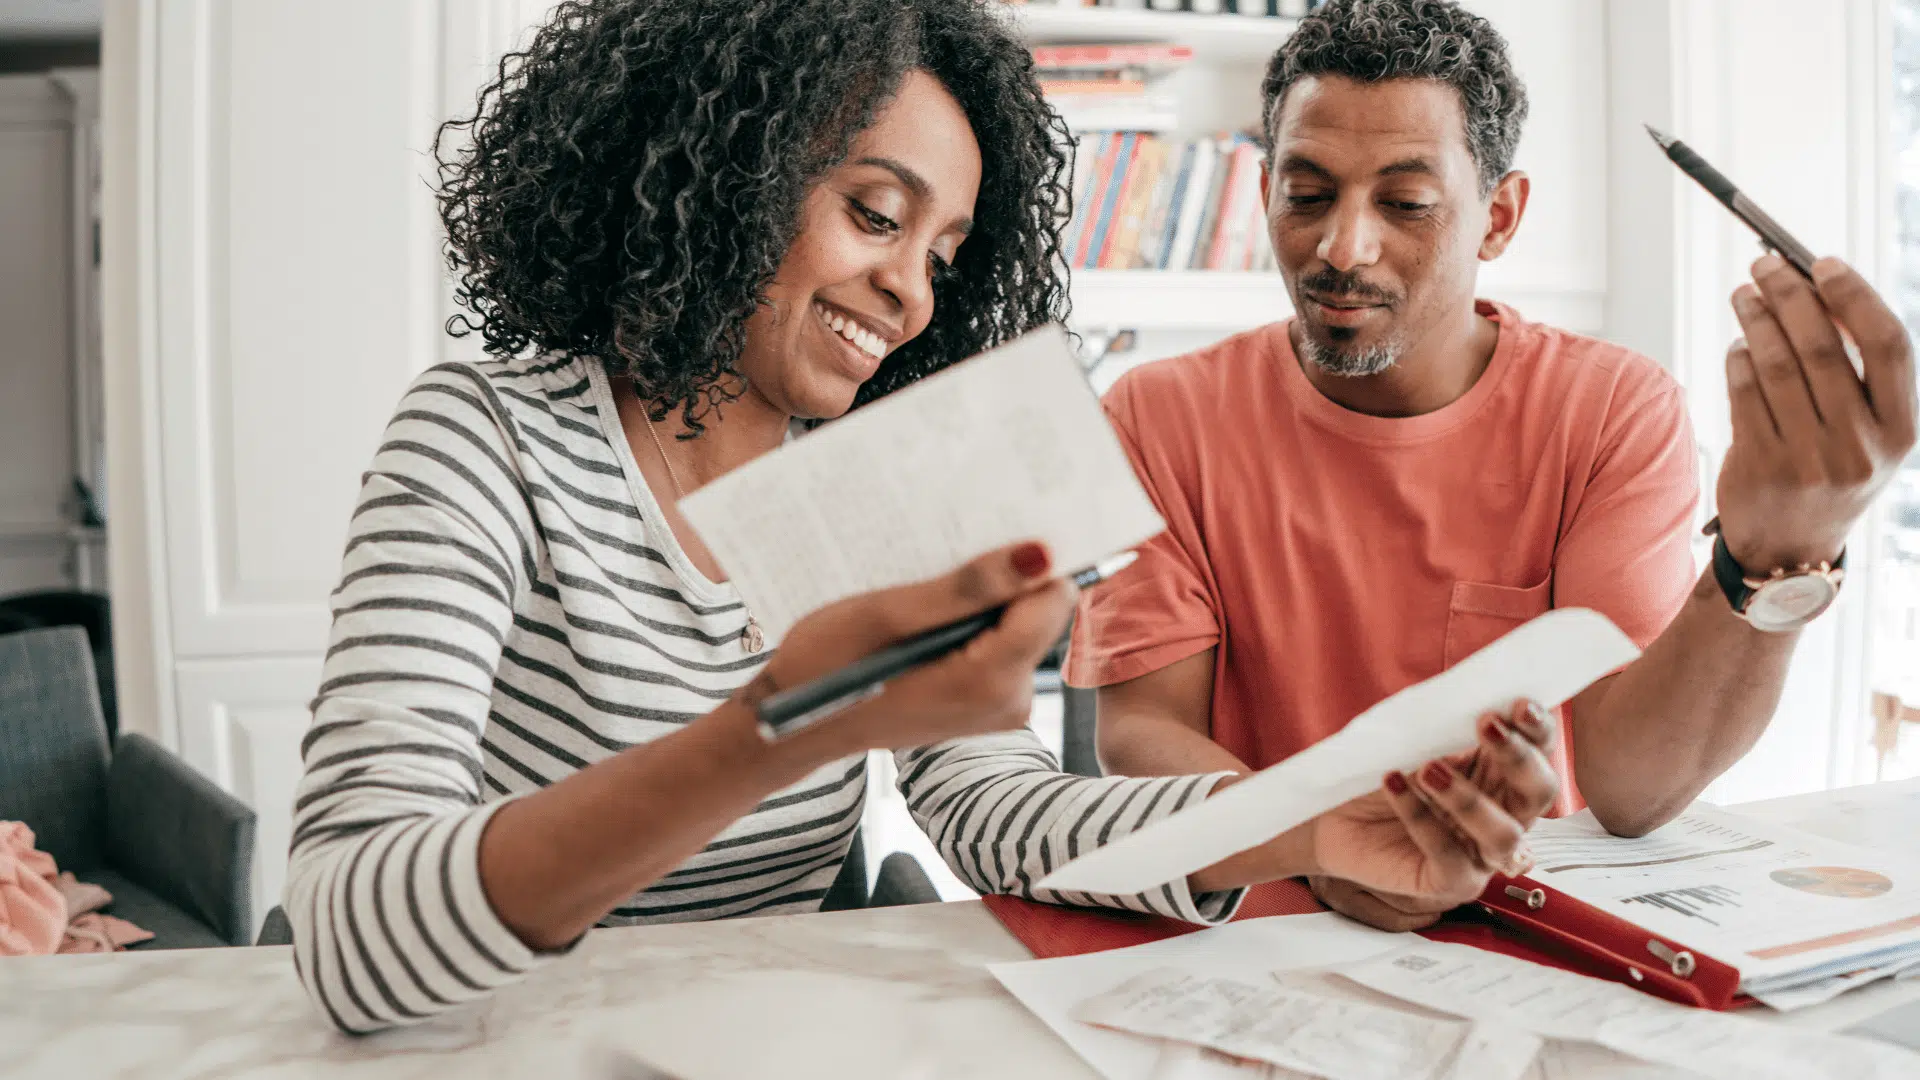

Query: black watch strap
<box><xmin>1704</xmin><ymin>517</ymin><xmax>1847</xmax><ymax>615</ymax></box>
<box><xmin>1709</xmin><ymin>531</ymin><xmax>1758</xmax><ymax>614</ymax></box>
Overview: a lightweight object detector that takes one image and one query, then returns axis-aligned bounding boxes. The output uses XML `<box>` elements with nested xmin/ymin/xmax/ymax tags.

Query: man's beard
<box><xmin>1298</xmin><ymin>334</ymin><xmax>1400</xmax><ymax>377</ymax></box>
<box><xmin>1293</xmin><ymin>267</ymin><xmax>1403</xmax><ymax>377</ymax></box>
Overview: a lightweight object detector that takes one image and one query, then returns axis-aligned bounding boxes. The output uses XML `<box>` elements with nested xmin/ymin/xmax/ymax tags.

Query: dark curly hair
<box><xmin>435</xmin><ymin>0</ymin><xmax>1071</xmax><ymax>429</ymax></box>
<box><xmin>1261</xmin><ymin>0</ymin><xmax>1528</xmax><ymax>195</ymax></box>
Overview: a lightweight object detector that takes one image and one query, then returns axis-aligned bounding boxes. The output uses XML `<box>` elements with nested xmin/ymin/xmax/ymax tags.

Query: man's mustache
<box><xmin>1298</xmin><ymin>269</ymin><xmax>1399</xmax><ymax>307</ymax></box>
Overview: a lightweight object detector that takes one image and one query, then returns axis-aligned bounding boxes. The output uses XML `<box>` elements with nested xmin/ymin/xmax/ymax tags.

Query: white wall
<box><xmin>0</xmin><ymin>75</ymin><xmax>77</xmax><ymax>596</ymax></box>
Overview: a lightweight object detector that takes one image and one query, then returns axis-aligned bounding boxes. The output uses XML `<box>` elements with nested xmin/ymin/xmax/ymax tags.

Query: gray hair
<box><xmin>1261</xmin><ymin>0</ymin><xmax>1529</xmax><ymax>195</ymax></box>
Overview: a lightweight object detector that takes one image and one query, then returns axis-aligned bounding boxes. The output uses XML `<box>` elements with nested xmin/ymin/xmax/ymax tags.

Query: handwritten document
<box><xmin>1038</xmin><ymin>608</ymin><xmax>1640</xmax><ymax>895</ymax></box>
<box><xmin>678</xmin><ymin>326</ymin><xmax>1164</xmax><ymax>641</ymax></box>
<box><xmin>1339</xmin><ymin>942</ymin><xmax>1920</xmax><ymax>1080</ymax></box>
<box><xmin>1074</xmin><ymin>968</ymin><xmax>1538</xmax><ymax>1080</ymax></box>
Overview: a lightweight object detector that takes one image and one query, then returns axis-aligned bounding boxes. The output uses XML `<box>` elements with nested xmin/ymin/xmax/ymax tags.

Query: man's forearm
<box><xmin>1098</xmin><ymin>710</ymin><xmax>1252</xmax><ymax>777</ymax></box>
<box><xmin>1573</xmin><ymin>571</ymin><xmax>1798</xmax><ymax>836</ymax></box>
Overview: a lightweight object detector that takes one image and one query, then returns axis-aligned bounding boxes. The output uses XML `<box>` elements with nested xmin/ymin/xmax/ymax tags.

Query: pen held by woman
<box><xmin>754</xmin><ymin>550</ymin><xmax>1140</xmax><ymax>739</ymax></box>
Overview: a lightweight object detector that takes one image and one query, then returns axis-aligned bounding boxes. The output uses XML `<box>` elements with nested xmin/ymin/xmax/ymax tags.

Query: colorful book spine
<box><xmin>1164</xmin><ymin>136</ymin><xmax>1219</xmax><ymax>271</ymax></box>
<box><xmin>1206</xmin><ymin>140</ymin><xmax>1261</xmax><ymax>270</ymax></box>
<box><xmin>1072</xmin><ymin>133</ymin><xmax>1126</xmax><ymax>268</ymax></box>
<box><xmin>1029</xmin><ymin>44</ymin><xmax>1195</xmax><ymax>71</ymax></box>
<box><xmin>1082</xmin><ymin>132</ymin><xmax>1137</xmax><ymax>269</ymax></box>
<box><xmin>1139</xmin><ymin>140</ymin><xmax>1192</xmax><ymax>270</ymax></box>
<box><xmin>1062</xmin><ymin>132</ymin><xmax>1102</xmax><ymax>262</ymax></box>
<box><xmin>1188</xmin><ymin>138</ymin><xmax>1238</xmax><ymax>270</ymax></box>
<box><xmin>1102</xmin><ymin>135</ymin><xmax>1165</xmax><ymax>269</ymax></box>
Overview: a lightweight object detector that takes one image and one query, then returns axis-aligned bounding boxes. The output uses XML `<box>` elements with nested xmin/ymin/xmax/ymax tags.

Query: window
<box><xmin>1868</xmin><ymin>0</ymin><xmax>1920</xmax><ymax>780</ymax></box>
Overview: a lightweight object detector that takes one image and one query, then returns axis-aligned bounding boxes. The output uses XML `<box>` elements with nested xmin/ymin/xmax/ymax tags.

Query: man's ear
<box><xmin>1479</xmin><ymin>170</ymin><xmax>1530</xmax><ymax>261</ymax></box>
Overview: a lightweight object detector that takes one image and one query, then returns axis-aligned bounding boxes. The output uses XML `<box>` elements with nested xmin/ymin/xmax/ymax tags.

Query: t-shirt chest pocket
<box><xmin>1444</xmin><ymin>577</ymin><xmax>1553</xmax><ymax>669</ymax></box>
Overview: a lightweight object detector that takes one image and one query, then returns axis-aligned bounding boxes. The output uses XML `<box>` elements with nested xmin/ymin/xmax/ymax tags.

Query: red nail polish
<box><xmin>1423</xmin><ymin>762</ymin><xmax>1453</xmax><ymax>790</ymax></box>
<box><xmin>1010</xmin><ymin>542</ymin><xmax>1050</xmax><ymax>578</ymax></box>
<box><xmin>1481</xmin><ymin>718</ymin><xmax>1503</xmax><ymax>743</ymax></box>
<box><xmin>1384</xmin><ymin>771</ymin><xmax>1408</xmax><ymax>795</ymax></box>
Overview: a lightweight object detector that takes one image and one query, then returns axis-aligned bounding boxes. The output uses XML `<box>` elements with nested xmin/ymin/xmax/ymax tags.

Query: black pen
<box><xmin>754</xmin><ymin>551</ymin><xmax>1140</xmax><ymax>740</ymax></box>
<box><xmin>1645</xmin><ymin>124</ymin><xmax>1817</xmax><ymax>279</ymax></box>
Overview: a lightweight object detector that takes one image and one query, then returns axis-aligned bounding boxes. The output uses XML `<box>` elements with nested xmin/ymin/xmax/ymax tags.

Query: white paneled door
<box><xmin>174</xmin><ymin>656</ymin><xmax>322</xmax><ymax>938</ymax></box>
<box><xmin>151</xmin><ymin>0</ymin><xmax>464</xmax><ymax>660</ymax></box>
<box><xmin>106</xmin><ymin>0</ymin><xmax>543</xmax><ymax>925</ymax></box>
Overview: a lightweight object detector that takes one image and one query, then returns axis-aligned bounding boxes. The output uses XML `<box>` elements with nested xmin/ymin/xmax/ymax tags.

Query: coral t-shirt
<box><xmin>1066</xmin><ymin>302</ymin><xmax>1700</xmax><ymax>811</ymax></box>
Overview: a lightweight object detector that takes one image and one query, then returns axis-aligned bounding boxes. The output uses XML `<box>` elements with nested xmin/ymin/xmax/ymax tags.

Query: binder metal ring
<box><xmin>1504</xmin><ymin>884</ymin><xmax>1546</xmax><ymax>910</ymax></box>
<box><xmin>1646</xmin><ymin>939</ymin><xmax>1696</xmax><ymax>978</ymax></box>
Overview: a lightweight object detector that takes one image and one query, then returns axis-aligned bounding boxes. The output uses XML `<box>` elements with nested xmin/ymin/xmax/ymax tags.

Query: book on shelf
<box><xmin>1013</xmin><ymin>0</ymin><xmax>1315</xmax><ymax>13</ymax></box>
<box><xmin>1031</xmin><ymin>42</ymin><xmax>1188</xmax><ymax>133</ymax></box>
<box><xmin>1062</xmin><ymin>131</ymin><xmax>1276</xmax><ymax>273</ymax></box>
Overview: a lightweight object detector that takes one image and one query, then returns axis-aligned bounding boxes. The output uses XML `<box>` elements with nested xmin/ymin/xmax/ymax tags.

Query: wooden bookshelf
<box><xmin>1006</xmin><ymin>5</ymin><xmax>1299</xmax><ymax>63</ymax></box>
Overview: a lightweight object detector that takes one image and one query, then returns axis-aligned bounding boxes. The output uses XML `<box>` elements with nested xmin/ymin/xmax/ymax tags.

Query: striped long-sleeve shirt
<box><xmin>286</xmin><ymin>353</ymin><xmax>1241</xmax><ymax>1033</ymax></box>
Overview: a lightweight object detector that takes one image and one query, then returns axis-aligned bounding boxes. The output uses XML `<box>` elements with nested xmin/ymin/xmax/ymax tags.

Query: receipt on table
<box><xmin>677</xmin><ymin>325</ymin><xmax>1163</xmax><ymax>642</ymax></box>
<box><xmin>1039</xmin><ymin>608</ymin><xmax>1639</xmax><ymax>895</ymax></box>
<box><xmin>1337</xmin><ymin>942</ymin><xmax>1920</xmax><ymax>1080</ymax></box>
<box><xmin>1072</xmin><ymin>967</ymin><xmax>1524</xmax><ymax>1080</ymax></box>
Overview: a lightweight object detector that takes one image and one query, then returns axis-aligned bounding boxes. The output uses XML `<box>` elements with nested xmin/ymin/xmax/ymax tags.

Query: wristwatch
<box><xmin>1703</xmin><ymin>517</ymin><xmax>1846</xmax><ymax>632</ymax></box>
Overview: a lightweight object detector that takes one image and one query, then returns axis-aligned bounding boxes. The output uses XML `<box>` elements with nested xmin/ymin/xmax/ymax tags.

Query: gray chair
<box><xmin>0</xmin><ymin>626</ymin><xmax>256</xmax><ymax>949</ymax></box>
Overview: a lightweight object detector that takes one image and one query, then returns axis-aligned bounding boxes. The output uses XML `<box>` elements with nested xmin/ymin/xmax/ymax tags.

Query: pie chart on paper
<box><xmin>1768</xmin><ymin>866</ymin><xmax>1894</xmax><ymax>899</ymax></box>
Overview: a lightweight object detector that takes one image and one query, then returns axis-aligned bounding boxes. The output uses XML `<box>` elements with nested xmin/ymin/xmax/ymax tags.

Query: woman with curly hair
<box><xmin>285</xmin><ymin>0</ymin><xmax>1557</xmax><ymax>1034</ymax></box>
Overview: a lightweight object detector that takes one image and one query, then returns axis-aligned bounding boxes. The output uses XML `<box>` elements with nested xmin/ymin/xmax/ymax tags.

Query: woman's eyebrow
<box><xmin>853</xmin><ymin>156</ymin><xmax>974</xmax><ymax>234</ymax></box>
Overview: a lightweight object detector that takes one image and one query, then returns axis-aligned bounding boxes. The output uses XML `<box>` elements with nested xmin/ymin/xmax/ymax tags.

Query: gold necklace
<box><xmin>642</xmin><ymin>408</ymin><xmax>764</xmax><ymax>654</ymax></box>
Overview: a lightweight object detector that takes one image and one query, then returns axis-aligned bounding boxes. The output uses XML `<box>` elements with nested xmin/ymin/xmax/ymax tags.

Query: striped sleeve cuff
<box><xmin>1024</xmin><ymin>771</ymin><xmax>1247</xmax><ymax>927</ymax></box>
<box><xmin>293</xmin><ymin>798</ymin><xmax>580</xmax><ymax>1033</ymax></box>
<box><xmin>1122</xmin><ymin>771</ymin><xmax>1246</xmax><ymax>925</ymax></box>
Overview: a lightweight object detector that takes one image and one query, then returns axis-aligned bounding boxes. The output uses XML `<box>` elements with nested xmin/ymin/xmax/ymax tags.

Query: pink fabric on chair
<box><xmin>53</xmin><ymin>871</ymin><xmax>152</xmax><ymax>953</ymax></box>
<box><xmin>0</xmin><ymin>821</ymin><xmax>153</xmax><ymax>956</ymax></box>
<box><xmin>0</xmin><ymin>821</ymin><xmax>66</xmax><ymax>956</ymax></box>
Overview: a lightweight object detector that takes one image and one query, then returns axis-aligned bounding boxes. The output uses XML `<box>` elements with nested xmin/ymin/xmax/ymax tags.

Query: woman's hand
<box><xmin>1308</xmin><ymin>699</ymin><xmax>1559</xmax><ymax>930</ymax></box>
<box><xmin>1188</xmin><ymin>700</ymin><xmax>1559</xmax><ymax>932</ymax></box>
<box><xmin>756</xmin><ymin>540</ymin><xmax>1076</xmax><ymax>759</ymax></box>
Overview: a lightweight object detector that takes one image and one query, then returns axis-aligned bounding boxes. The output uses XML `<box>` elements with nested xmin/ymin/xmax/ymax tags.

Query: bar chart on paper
<box><xmin>1620</xmin><ymin>884</ymin><xmax>1743</xmax><ymax>926</ymax></box>
<box><xmin>1526</xmin><ymin>805</ymin><xmax>1920</xmax><ymax>991</ymax></box>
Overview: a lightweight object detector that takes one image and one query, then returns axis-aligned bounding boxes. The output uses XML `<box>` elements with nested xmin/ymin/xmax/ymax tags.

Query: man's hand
<box><xmin>1309</xmin><ymin>699</ymin><xmax>1559</xmax><ymax>931</ymax></box>
<box><xmin>1715</xmin><ymin>256</ymin><xmax>1917</xmax><ymax>573</ymax></box>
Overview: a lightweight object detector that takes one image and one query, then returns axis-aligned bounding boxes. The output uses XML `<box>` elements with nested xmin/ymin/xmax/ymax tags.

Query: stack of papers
<box><xmin>990</xmin><ymin>915</ymin><xmax>1920</xmax><ymax>1080</ymax></box>
<box><xmin>1526</xmin><ymin>804</ymin><xmax>1920</xmax><ymax>1009</ymax></box>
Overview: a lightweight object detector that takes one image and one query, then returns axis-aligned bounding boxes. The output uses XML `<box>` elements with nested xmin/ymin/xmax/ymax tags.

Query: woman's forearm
<box><xmin>1183</xmin><ymin>775</ymin><xmax>1319</xmax><ymax>894</ymax></box>
<box><xmin>477</xmin><ymin>698</ymin><xmax>835</xmax><ymax>950</ymax></box>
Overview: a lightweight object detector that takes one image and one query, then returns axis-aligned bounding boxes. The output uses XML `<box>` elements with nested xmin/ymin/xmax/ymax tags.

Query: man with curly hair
<box><xmin>1077</xmin><ymin>0</ymin><xmax>1916</xmax><ymax>929</ymax></box>
<box><xmin>284</xmin><ymin>0</ymin><xmax>1558</xmax><ymax>1034</ymax></box>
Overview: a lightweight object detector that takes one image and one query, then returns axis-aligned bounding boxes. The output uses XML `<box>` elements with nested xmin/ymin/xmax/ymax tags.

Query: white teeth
<box><xmin>818</xmin><ymin>303</ymin><xmax>886</xmax><ymax>359</ymax></box>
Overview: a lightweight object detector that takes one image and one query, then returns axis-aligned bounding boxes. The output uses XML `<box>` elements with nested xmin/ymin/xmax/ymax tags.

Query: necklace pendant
<box><xmin>742</xmin><ymin>617</ymin><xmax>765</xmax><ymax>654</ymax></box>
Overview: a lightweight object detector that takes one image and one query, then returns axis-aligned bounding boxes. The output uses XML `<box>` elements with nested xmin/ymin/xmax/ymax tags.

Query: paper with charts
<box><xmin>677</xmin><ymin>325</ymin><xmax>1164</xmax><ymax>643</ymax></box>
<box><xmin>1523</xmin><ymin>803</ymin><xmax>1920</xmax><ymax>1003</ymax></box>
<box><xmin>1037</xmin><ymin>608</ymin><xmax>1641</xmax><ymax>896</ymax></box>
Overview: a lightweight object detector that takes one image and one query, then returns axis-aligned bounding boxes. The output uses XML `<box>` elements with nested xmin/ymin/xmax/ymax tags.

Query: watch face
<box><xmin>1747</xmin><ymin>575</ymin><xmax>1839</xmax><ymax>632</ymax></box>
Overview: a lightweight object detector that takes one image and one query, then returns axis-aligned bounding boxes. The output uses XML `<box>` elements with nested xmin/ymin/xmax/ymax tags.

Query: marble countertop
<box><xmin>4</xmin><ymin>779</ymin><xmax>1918</xmax><ymax>1080</ymax></box>
<box><xmin>0</xmin><ymin>900</ymin><xmax>1092</xmax><ymax>1080</ymax></box>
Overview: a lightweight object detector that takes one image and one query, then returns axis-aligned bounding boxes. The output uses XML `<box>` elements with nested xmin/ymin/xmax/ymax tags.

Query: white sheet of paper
<box><xmin>677</xmin><ymin>325</ymin><xmax>1164</xmax><ymax>641</ymax></box>
<box><xmin>1038</xmin><ymin>608</ymin><xmax>1640</xmax><ymax>895</ymax></box>
<box><xmin>990</xmin><ymin>913</ymin><xmax>1408</xmax><ymax>1080</ymax></box>
<box><xmin>1338</xmin><ymin>941</ymin><xmax>1920</xmax><ymax>1080</ymax></box>
<box><xmin>1073</xmin><ymin>968</ymin><xmax>1476</xmax><ymax>1080</ymax></box>
<box><xmin>1524</xmin><ymin>804</ymin><xmax>1920</xmax><ymax>992</ymax></box>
